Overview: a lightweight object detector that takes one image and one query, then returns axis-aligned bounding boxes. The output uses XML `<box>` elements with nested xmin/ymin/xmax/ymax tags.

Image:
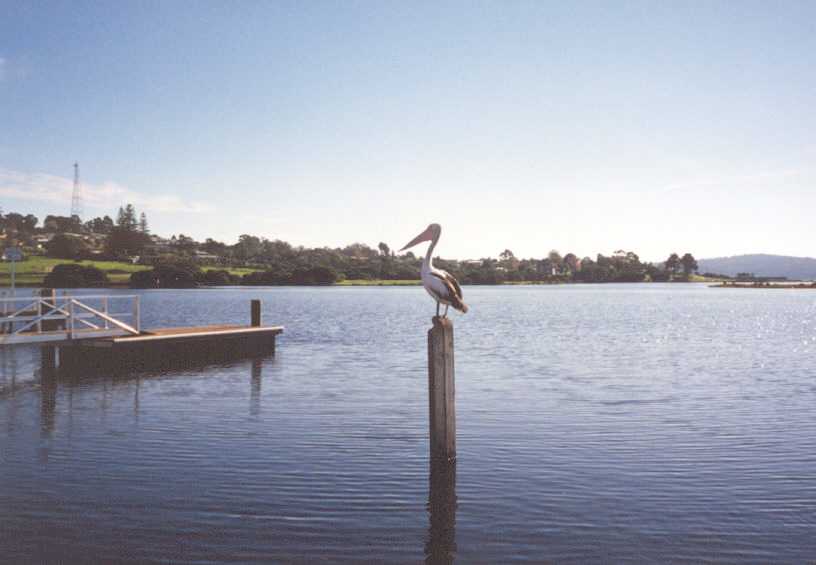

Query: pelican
<box><xmin>400</xmin><ymin>223</ymin><xmax>468</xmax><ymax>318</ymax></box>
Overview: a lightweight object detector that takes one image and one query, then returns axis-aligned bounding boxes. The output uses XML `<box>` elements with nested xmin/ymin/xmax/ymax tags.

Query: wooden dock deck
<box><xmin>81</xmin><ymin>324</ymin><xmax>284</xmax><ymax>346</ymax></box>
<box><xmin>0</xmin><ymin>296</ymin><xmax>286</xmax><ymax>375</ymax></box>
<box><xmin>51</xmin><ymin>322</ymin><xmax>284</xmax><ymax>374</ymax></box>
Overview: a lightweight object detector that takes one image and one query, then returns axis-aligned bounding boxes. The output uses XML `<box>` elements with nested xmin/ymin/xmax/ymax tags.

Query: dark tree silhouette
<box><xmin>681</xmin><ymin>253</ymin><xmax>698</xmax><ymax>275</ymax></box>
<box><xmin>665</xmin><ymin>253</ymin><xmax>680</xmax><ymax>275</ymax></box>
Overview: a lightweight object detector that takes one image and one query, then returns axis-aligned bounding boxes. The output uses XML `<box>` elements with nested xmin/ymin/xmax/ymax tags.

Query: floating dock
<box><xmin>52</xmin><ymin>324</ymin><xmax>283</xmax><ymax>373</ymax></box>
<box><xmin>1</xmin><ymin>294</ymin><xmax>283</xmax><ymax>374</ymax></box>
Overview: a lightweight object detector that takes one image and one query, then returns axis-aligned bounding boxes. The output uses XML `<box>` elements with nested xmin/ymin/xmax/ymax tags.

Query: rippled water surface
<box><xmin>2</xmin><ymin>284</ymin><xmax>815</xmax><ymax>563</ymax></box>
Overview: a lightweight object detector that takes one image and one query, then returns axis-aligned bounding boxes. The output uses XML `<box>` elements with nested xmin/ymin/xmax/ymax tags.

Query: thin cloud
<box><xmin>0</xmin><ymin>167</ymin><xmax>211</xmax><ymax>214</ymax></box>
<box><xmin>0</xmin><ymin>56</ymin><xmax>6</xmax><ymax>81</ymax></box>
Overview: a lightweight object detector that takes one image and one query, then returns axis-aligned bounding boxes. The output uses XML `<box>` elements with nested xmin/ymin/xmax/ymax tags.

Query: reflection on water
<box><xmin>250</xmin><ymin>357</ymin><xmax>262</xmax><ymax>416</ymax></box>
<box><xmin>21</xmin><ymin>351</ymin><xmax>462</xmax><ymax>563</ymax></box>
<box><xmin>30</xmin><ymin>354</ymin><xmax>274</xmax><ymax>467</ymax></box>
<box><xmin>0</xmin><ymin>344</ymin><xmax>28</xmax><ymax>396</ymax></box>
<box><xmin>40</xmin><ymin>371</ymin><xmax>57</xmax><ymax>436</ymax></box>
<box><xmin>2</xmin><ymin>285</ymin><xmax>816</xmax><ymax>562</ymax></box>
<box><xmin>29</xmin><ymin>353</ymin><xmax>274</xmax><ymax>434</ymax></box>
<box><xmin>426</xmin><ymin>460</ymin><xmax>457</xmax><ymax>564</ymax></box>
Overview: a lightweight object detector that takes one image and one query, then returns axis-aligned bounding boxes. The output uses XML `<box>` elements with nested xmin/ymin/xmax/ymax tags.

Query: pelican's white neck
<box><xmin>423</xmin><ymin>230</ymin><xmax>439</xmax><ymax>271</ymax></box>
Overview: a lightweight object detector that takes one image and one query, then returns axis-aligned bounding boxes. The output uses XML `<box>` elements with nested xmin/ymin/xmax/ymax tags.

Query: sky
<box><xmin>1</xmin><ymin>1</ymin><xmax>814</xmax><ymax>261</ymax></box>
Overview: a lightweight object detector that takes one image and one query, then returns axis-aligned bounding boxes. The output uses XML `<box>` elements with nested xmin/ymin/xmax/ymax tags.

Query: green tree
<box><xmin>3</xmin><ymin>212</ymin><xmax>22</xmax><ymax>232</ymax></box>
<box><xmin>46</xmin><ymin>234</ymin><xmax>90</xmax><ymax>259</ymax></box>
<box><xmin>116</xmin><ymin>204</ymin><xmax>139</xmax><ymax>231</ymax></box>
<box><xmin>260</xmin><ymin>239</ymin><xmax>295</xmax><ymax>263</ymax></box>
<box><xmin>499</xmin><ymin>249</ymin><xmax>515</xmax><ymax>262</ymax></box>
<box><xmin>234</xmin><ymin>234</ymin><xmax>263</xmax><ymax>261</ymax></box>
<box><xmin>202</xmin><ymin>238</ymin><xmax>229</xmax><ymax>256</ymax></box>
<box><xmin>680</xmin><ymin>253</ymin><xmax>698</xmax><ymax>275</ymax></box>
<box><xmin>171</xmin><ymin>234</ymin><xmax>197</xmax><ymax>254</ymax></box>
<box><xmin>85</xmin><ymin>215</ymin><xmax>115</xmax><ymax>234</ymax></box>
<box><xmin>377</xmin><ymin>242</ymin><xmax>393</xmax><ymax>278</ymax></box>
<box><xmin>105</xmin><ymin>226</ymin><xmax>151</xmax><ymax>258</ymax></box>
<box><xmin>44</xmin><ymin>214</ymin><xmax>80</xmax><ymax>233</ymax></box>
<box><xmin>563</xmin><ymin>253</ymin><xmax>579</xmax><ymax>273</ymax></box>
<box><xmin>341</xmin><ymin>243</ymin><xmax>378</xmax><ymax>259</ymax></box>
<box><xmin>499</xmin><ymin>249</ymin><xmax>519</xmax><ymax>271</ymax></box>
<box><xmin>23</xmin><ymin>214</ymin><xmax>38</xmax><ymax>232</ymax></box>
<box><xmin>665</xmin><ymin>253</ymin><xmax>680</xmax><ymax>276</ymax></box>
<box><xmin>4</xmin><ymin>212</ymin><xmax>39</xmax><ymax>233</ymax></box>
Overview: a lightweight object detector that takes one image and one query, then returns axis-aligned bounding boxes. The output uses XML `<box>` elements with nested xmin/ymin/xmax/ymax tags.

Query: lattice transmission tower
<box><xmin>70</xmin><ymin>162</ymin><xmax>83</xmax><ymax>220</ymax></box>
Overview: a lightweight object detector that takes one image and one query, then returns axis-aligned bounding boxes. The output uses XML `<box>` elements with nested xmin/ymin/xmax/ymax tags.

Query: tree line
<box><xmin>3</xmin><ymin>205</ymin><xmax>701</xmax><ymax>287</ymax></box>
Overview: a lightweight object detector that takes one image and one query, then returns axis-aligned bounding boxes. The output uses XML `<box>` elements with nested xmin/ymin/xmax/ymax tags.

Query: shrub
<box><xmin>43</xmin><ymin>264</ymin><xmax>108</xmax><ymax>288</ymax></box>
<box><xmin>241</xmin><ymin>265</ymin><xmax>337</xmax><ymax>285</ymax></box>
<box><xmin>289</xmin><ymin>266</ymin><xmax>338</xmax><ymax>285</ymax></box>
<box><xmin>130</xmin><ymin>262</ymin><xmax>201</xmax><ymax>288</ymax></box>
<box><xmin>202</xmin><ymin>269</ymin><xmax>240</xmax><ymax>285</ymax></box>
<box><xmin>241</xmin><ymin>264</ymin><xmax>292</xmax><ymax>286</ymax></box>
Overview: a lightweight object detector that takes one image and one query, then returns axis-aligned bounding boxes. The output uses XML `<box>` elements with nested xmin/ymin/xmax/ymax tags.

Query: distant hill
<box><xmin>697</xmin><ymin>254</ymin><xmax>816</xmax><ymax>280</ymax></box>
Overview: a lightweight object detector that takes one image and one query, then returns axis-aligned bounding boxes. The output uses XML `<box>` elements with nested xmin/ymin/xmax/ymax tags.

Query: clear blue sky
<box><xmin>1</xmin><ymin>1</ymin><xmax>814</xmax><ymax>260</ymax></box>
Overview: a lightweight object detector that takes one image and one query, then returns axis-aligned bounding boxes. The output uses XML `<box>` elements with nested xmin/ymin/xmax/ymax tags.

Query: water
<box><xmin>1</xmin><ymin>284</ymin><xmax>815</xmax><ymax>563</ymax></box>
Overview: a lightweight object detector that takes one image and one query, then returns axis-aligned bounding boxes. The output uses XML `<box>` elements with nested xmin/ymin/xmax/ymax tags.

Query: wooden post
<box><xmin>251</xmin><ymin>299</ymin><xmax>262</xmax><ymax>327</ymax></box>
<box><xmin>68</xmin><ymin>300</ymin><xmax>75</xmax><ymax>339</ymax></box>
<box><xmin>426</xmin><ymin>458</ymin><xmax>457</xmax><ymax>562</ymax></box>
<box><xmin>428</xmin><ymin>316</ymin><xmax>456</xmax><ymax>463</ymax></box>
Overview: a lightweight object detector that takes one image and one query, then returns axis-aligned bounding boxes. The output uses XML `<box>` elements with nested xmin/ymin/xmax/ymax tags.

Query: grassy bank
<box><xmin>0</xmin><ymin>256</ymin><xmax>264</xmax><ymax>287</ymax></box>
<box><xmin>1</xmin><ymin>257</ymin><xmax>722</xmax><ymax>288</ymax></box>
<box><xmin>0</xmin><ymin>258</ymin><xmax>420</xmax><ymax>288</ymax></box>
<box><xmin>0</xmin><ymin>256</ymin><xmax>150</xmax><ymax>286</ymax></box>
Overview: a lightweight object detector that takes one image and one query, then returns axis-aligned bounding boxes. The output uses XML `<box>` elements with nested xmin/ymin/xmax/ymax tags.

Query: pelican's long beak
<box><xmin>400</xmin><ymin>226</ymin><xmax>433</xmax><ymax>251</ymax></box>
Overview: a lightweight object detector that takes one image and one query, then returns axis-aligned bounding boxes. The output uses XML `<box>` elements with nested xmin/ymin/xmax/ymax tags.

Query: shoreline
<box><xmin>711</xmin><ymin>282</ymin><xmax>816</xmax><ymax>289</ymax></box>
<box><xmin>1</xmin><ymin>279</ymin><xmax>717</xmax><ymax>290</ymax></box>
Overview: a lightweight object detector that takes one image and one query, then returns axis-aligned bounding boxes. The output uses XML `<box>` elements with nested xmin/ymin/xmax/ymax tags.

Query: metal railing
<box><xmin>0</xmin><ymin>294</ymin><xmax>140</xmax><ymax>345</ymax></box>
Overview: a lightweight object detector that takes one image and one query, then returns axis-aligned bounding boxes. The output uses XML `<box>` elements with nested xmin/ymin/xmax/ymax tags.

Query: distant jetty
<box><xmin>711</xmin><ymin>281</ymin><xmax>816</xmax><ymax>289</ymax></box>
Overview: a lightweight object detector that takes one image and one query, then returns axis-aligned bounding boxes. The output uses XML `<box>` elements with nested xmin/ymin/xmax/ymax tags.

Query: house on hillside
<box><xmin>32</xmin><ymin>233</ymin><xmax>54</xmax><ymax>247</ymax></box>
<box><xmin>142</xmin><ymin>235</ymin><xmax>174</xmax><ymax>258</ymax></box>
<box><xmin>193</xmin><ymin>250</ymin><xmax>219</xmax><ymax>262</ymax></box>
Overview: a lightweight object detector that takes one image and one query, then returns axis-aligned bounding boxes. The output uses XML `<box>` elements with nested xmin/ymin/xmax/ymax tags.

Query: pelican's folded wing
<box><xmin>430</xmin><ymin>271</ymin><xmax>468</xmax><ymax>313</ymax></box>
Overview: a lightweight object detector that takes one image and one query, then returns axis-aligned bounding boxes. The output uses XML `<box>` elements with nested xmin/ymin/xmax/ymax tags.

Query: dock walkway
<box><xmin>1</xmin><ymin>294</ymin><xmax>283</xmax><ymax>374</ymax></box>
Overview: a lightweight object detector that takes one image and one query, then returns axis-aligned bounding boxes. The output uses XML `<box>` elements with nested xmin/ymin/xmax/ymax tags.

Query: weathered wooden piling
<box><xmin>428</xmin><ymin>316</ymin><xmax>456</xmax><ymax>463</ymax></box>
<box><xmin>251</xmin><ymin>299</ymin><xmax>262</xmax><ymax>327</ymax></box>
<box><xmin>426</xmin><ymin>459</ymin><xmax>457</xmax><ymax>562</ymax></box>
